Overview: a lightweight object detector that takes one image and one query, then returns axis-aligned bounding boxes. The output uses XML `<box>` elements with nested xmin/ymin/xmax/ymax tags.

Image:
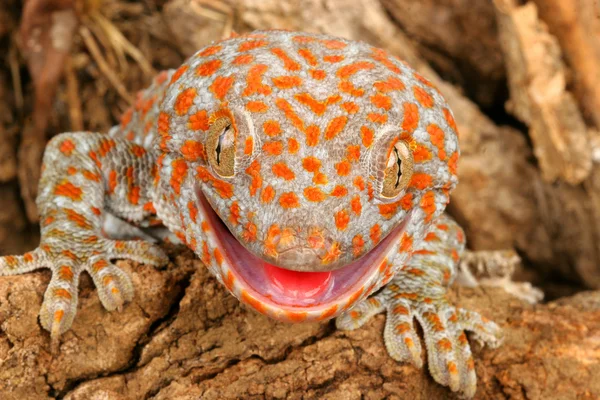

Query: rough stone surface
<box><xmin>1</xmin><ymin>249</ymin><xmax>599</xmax><ymax>399</ymax></box>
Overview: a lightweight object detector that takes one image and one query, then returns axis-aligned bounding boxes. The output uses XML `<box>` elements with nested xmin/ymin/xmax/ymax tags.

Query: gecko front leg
<box><xmin>0</xmin><ymin>133</ymin><xmax>167</xmax><ymax>343</ymax></box>
<box><xmin>337</xmin><ymin>215</ymin><xmax>502</xmax><ymax>398</ymax></box>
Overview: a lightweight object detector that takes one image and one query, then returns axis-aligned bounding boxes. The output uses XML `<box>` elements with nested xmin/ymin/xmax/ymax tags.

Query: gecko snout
<box><xmin>269</xmin><ymin>225</ymin><xmax>341</xmax><ymax>272</ymax></box>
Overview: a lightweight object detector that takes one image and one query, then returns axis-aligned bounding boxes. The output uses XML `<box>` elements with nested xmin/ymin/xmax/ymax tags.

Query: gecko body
<box><xmin>0</xmin><ymin>31</ymin><xmax>501</xmax><ymax>397</ymax></box>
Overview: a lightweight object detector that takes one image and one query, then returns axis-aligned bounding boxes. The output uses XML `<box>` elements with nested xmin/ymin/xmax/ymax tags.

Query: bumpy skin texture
<box><xmin>0</xmin><ymin>31</ymin><xmax>501</xmax><ymax>397</ymax></box>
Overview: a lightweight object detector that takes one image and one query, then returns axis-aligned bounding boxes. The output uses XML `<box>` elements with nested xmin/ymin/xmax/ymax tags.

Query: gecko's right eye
<box><xmin>207</xmin><ymin>116</ymin><xmax>236</xmax><ymax>178</ymax></box>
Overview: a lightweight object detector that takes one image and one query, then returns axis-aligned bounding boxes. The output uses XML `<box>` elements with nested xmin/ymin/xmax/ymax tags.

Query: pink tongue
<box><xmin>264</xmin><ymin>262</ymin><xmax>332</xmax><ymax>298</ymax></box>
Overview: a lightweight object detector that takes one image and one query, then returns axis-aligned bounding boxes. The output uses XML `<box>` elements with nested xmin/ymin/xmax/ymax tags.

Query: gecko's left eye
<box><xmin>381</xmin><ymin>140</ymin><xmax>413</xmax><ymax>198</ymax></box>
<box><xmin>207</xmin><ymin>116</ymin><xmax>236</xmax><ymax>178</ymax></box>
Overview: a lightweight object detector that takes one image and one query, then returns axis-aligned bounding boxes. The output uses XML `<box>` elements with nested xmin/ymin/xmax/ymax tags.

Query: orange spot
<box><xmin>263</xmin><ymin>120</ymin><xmax>282</xmax><ymax>137</ymax></box>
<box><xmin>427</xmin><ymin>124</ymin><xmax>447</xmax><ymax>160</ymax></box>
<box><xmin>180</xmin><ymin>140</ymin><xmax>206</xmax><ymax>161</ymax></box>
<box><xmin>185</xmin><ymin>202</ymin><xmax>198</xmax><ymax>223</ymax></box>
<box><xmin>272</xmin><ymin>162</ymin><xmax>296</xmax><ymax>180</ymax></box>
<box><xmin>261</xmin><ymin>185</ymin><xmax>275</xmax><ymax>203</ymax></box>
<box><xmin>335</xmin><ymin>160</ymin><xmax>351</xmax><ymax>176</ymax></box>
<box><xmin>448</xmin><ymin>152</ymin><xmax>459</xmax><ymax>176</ymax></box>
<box><xmin>335</xmin><ymin>210</ymin><xmax>350</xmax><ymax>230</ymax></box>
<box><xmin>53</xmin><ymin>310</ymin><xmax>65</xmax><ymax>323</ymax></box>
<box><xmin>368</xmin><ymin>112</ymin><xmax>388</xmax><ymax>124</ymax></box>
<box><xmin>352</xmin><ymin>235</ymin><xmax>364</xmax><ymax>256</ymax></box>
<box><xmin>323</xmin><ymin>54</ymin><xmax>344</xmax><ymax>63</ymax></box>
<box><xmin>288</xmin><ymin>138</ymin><xmax>299</xmax><ymax>154</ymax></box>
<box><xmin>354</xmin><ymin>176</ymin><xmax>365</xmax><ymax>191</ymax></box>
<box><xmin>214</xmin><ymin>249</ymin><xmax>224</xmax><ymax>266</ymax></box>
<box><xmin>324</xmin><ymin>116</ymin><xmax>348</xmax><ymax>140</ymax></box>
<box><xmin>188</xmin><ymin>110</ymin><xmax>210</xmax><ymax>131</ymax></box>
<box><xmin>409</xmin><ymin>173</ymin><xmax>433</xmax><ymax>190</ymax></box>
<box><xmin>370</xmin><ymin>224</ymin><xmax>381</xmax><ymax>243</ymax></box>
<box><xmin>443</xmin><ymin>108</ymin><xmax>458</xmax><ymax>133</ymax></box>
<box><xmin>318</xmin><ymin>305</ymin><xmax>339</xmax><ymax>320</ymax></box>
<box><xmin>305</xmin><ymin>125</ymin><xmax>320</xmax><ymax>146</ymax></box>
<box><xmin>371</xmin><ymin>93</ymin><xmax>392</xmax><ymax>110</ymax></box>
<box><xmin>246</xmin><ymin>101</ymin><xmax>269</xmax><ymax>112</ymax></box>
<box><xmin>420</xmin><ymin>191</ymin><xmax>436</xmax><ymax>222</ymax></box>
<box><xmin>350</xmin><ymin>196</ymin><xmax>362</xmax><ymax>215</ymax></box>
<box><xmin>244</xmin><ymin>137</ymin><xmax>254</xmax><ymax>155</ymax></box>
<box><xmin>413</xmin><ymin>86</ymin><xmax>434</xmax><ymax>108</ymax></box>
<box><xmin>58</xmin><ymin>266</ymin><xmax>74</xmax><ymax>282</ymax></box>
<box><xmin>272</xmin><ymin>75</ymin><xmax>302</xmax><ymax>89</ymax></box>
<box><xmin>309</xmin><ymin>69</ymin><xmax>326</xmax><ymax>80</ymax></box>
<box><xmin>322</xmin><ymin>242</ymin><xmax>342</xmax><ymax>264</ymax></box>
<box><xmin>241</xmin><ymin>290</ymin><xmax>266</xmax><ymax>313</ymax></box>
<box><xmin>209</xmin><ymin>75</ymin><xmax>235</xmax><ymax>100</ymax></box>
<box><xmin>224</xmin><ymin>270</ymin><xmax>235</xmax><ymax>290</ymax></box>
<box><xmin>196</xmin><ymin>59</ymin><xmax>222</xmax><ymax>76</ymax></box>
<box><xmin>341</xmin><ymin>102</ymin><xmax>359</xmax><ymax>114</ymax></box>
<box><xmin>402</xmin><ymin>103</ymin><xmax>419</xmax><ymax>133</ymax></box>
<box><xmin>170</xmin><ymin>159</ymin><xmax>188</xmax><ymax>194</ymax></box>
<box><xmin>304</xmin><ymin>186</ymin><xmax>327</xmax><ymax>202</ymax></box>
<box><xmin>374</xmin><ymin>76</ymin><xmax>405</xmax><ymax>93</ymax></box>
<box><xmin>232</xmin><ymin>53</ymin><xmax>254</xmax><ymax>65</ymax></box>
<box><xmin>279</xmin><ymin>192</ymin><xmax>300</xmax><ymax>208</ymax></box>
<box><xmin>239</xmin><ymin>40</ymin><xmax>268</xmax><ymax>52</ymax></box>
<box><xmin>322</xmin><ymin>39</ymin><xmax>347</xmax><ymax>49</ymax></box>
<box><xmin>120</xmin><ymin>108</ymin><xmax>133</xmax><ymax>127</ymax></box>
<box><xmin>271</xmin><ymin>48</ymin><xmax>301</xmax><ymax>71</ymax></box>
<box><xmin>158</xmin><ymin>112</ymin><xmax>170</xmax><ymax>135</ymax></box>
<box><xmin>170</xmin><ymin>65</ymin><xmax>188</xmax><ymax>84</ymax></box>
<box><xmin>371</xmin><ymin>48</ymin><xmax>401</xmax><ymax>73</ymax></box>
<box><xmin>275</xmin><ymin>98</ymin><xmax>305</xmax><ymax>131</ymax></box>
<box><xmin>243</xmin><ymin>64</ymin><xmax>272</xmax><ymax>97</ymax></box>
<box><xmin>294</xmin><ymin>93</ymin><xmax>341</xmax><ymax>115</ymax></box>
<box><xmin>131</xmin><ymin>146</ymin><xmax>146</xmax><ymax>158</ymax></box>
<box><xmin>59</xmin><ymin>139</ymin><xmax>76</xmax><ymax>155</ymax></box>
<box><xmin>66</xmin><ymin>209</ymin><xmax>91</xmax><ymax>229</ymax></box>
<box><xmin>413</xmin><ymin>143</ymin><xmax>432</xmax><ymax>162</ymax></box>
<box><xmin>198</xmin><ymin>45</ymin><xmax>222</xmax><ymax>57</ymax></box>
<box><xmin>54</xmin><ymin>180</ymin><xmax>83</xmax><ymax>201</ymax></box>
<box><xmin>286</xmin><ymin>311</ymin><xmax>308</xmax><ymax>322</ymax></box>
<box><xmin>91</xmin><ymin>207</ymin><xmax>101</xmax><ymax>216</ymax></box>
<box><xmin>360</xmin><ymin>126</ymin><xmax>374</xmax><ymax>147</ymax></box>
<box><xmin>302</xmin><ymin>156</ymin><xmax>321</xmax><ymax>172</ymax></box>
<box><xmin>245</xmin><ymin>159</ymin><xmax>262</xmax><ymax>196</ymax></box>
<box><xmin>346</xmin><ymin>145</ymin><xmax>360</xmax><ymax>162</ymax></box>
<box><xmin>263</xmin><ymin>141</ymin><xmax>284</xmax><ymax>156</ymax></box>
<box><xmin>331</xmin><ymin>185</ymin><xmax>348</xmax><ymax>197</ymax></box>
<box><xmin>98</xmin><ymin>139</ymin><xmax>116</xmax><ymax>157</ymax></box>
<box><xmin>54</xmin><ymin>288</ymin><xmax>72</xmax><ymax>299</ymax></box>
<box><xmin>337</xmin><ymin>61</ymin><xmax>375</xmax><ymax>79</ymax></box>
<box><xmin>174</xmin><ymin>88</ymin><xmax>196</xmax><ymax>116</ymax></box>
<box><xmin>395</xmin><ymin>322</ymin><xmax>411</xmax><ymax>334</ymax></box>
<box><xmin>298</xmin><ymin>48</ymin><xmax>317</xmax><ymax>66</ymax></box>
<box><xmin>229</xmin><ymin>202</ymin><xmax>241</xmax><ymax>226</ymax></box>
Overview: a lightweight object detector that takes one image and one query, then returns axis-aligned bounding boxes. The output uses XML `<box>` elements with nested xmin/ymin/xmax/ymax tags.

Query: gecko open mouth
<box><xmin>196</xmin><ymin>187</ymin><xmax>410</xmax><ymax>311</ymax></box>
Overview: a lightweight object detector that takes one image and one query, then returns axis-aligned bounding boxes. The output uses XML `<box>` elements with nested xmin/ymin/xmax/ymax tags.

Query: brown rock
<box><xmin>1</xmin><ymin>250</ymin><xmax>599</xmax><ymax>399</ymax></box>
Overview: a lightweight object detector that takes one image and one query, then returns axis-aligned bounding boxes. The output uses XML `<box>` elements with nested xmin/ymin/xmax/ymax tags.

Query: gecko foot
<box><xmin>0</xmin><ymin>238</ymin><xmax>168</xmax><ymax>346</ymax></box>
<box><xmin>336</xmin><ymin>288</ymin><xmax>502</xmax><ymax>398</ymax></box>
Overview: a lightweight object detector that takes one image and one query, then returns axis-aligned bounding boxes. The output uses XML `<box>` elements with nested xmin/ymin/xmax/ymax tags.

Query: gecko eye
<box><xmin>381</xmin><ymin>140</ymin><xmax>413</xmax><ymax>198</ymax></box>
<box><xmin>207</xmin><ymin>116</ymin><xmax>236</xmax><ymax>178</ymax></box>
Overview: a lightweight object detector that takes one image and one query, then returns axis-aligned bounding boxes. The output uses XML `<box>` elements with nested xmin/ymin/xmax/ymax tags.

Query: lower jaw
<box><xmin>196</xmin><ymin>187</ymin><xmax>409</xmax><ymax>318</ymax></box>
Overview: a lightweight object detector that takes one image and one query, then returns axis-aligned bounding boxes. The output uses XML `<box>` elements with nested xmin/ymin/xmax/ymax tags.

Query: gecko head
<box><xmin>156</xmin><ymin>31</ymin><xmax>459</xmax><ymax>322</ymax></box>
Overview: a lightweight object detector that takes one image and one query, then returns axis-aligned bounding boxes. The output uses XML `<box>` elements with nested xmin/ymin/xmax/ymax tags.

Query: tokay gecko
<box><xmin>0</xmin><ymin>30</ymin><xmax>502</xmax><ymax>397</ymax></box>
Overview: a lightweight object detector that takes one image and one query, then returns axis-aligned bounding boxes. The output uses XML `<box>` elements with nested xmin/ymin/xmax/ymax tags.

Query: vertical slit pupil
<box><xmin>215</xmin><ymin>126</ymin><xmax>229</xmax><ymax>164</ymax></box>
<box><xmin>394</xmin><ymin>147</ymin><xmax>402</xmax><ymax>187</ymax></box>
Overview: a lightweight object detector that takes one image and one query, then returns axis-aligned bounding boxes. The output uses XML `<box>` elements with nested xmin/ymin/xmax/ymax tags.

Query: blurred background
<box><xmin>1</xmin><ymin>0</ymin><xmax>599</xmax><ymax>300</ymax></box>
